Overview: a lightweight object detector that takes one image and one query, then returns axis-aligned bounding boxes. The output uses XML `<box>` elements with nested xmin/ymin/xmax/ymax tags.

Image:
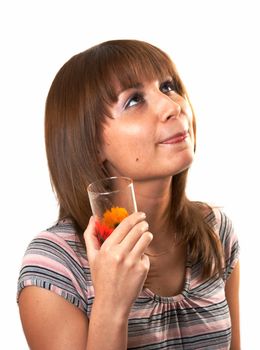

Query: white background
<box><xmin>1</xmin><ymin>0</ymin><xmax>259</xmax><ymax>348</ymax></box>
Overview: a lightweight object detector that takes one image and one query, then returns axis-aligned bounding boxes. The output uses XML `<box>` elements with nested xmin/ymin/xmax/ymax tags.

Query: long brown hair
<box><xmin>45</xmin><ymin>39</ymin><xmax>223</xmax><ymax>278</ymax></box>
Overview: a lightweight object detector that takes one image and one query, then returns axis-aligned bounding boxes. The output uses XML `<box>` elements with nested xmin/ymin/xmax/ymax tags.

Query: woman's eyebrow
<box><xmin>117</xmin><ymin>82</ymin><xmax>144</xmax><ymax>96</ymax></box>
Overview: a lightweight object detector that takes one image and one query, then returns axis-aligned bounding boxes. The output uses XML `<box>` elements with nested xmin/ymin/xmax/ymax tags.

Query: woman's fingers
<box><xmin>119</xmin><ymin>220</ymin><xmax>149</xmax><ymax>252</ymax></box>
<box><xmin>102</xmin><ymin>212</ymin><xmax>147</xmax><ymax>247</ymax></box>
<box><xmin>131</xmin><ymin>231</ymin><xmax>153</xmax><ymax>259</ymax></box>
<box><xmin>102</xmin><ymin>212</ymin><xmax>153</xmax><ymax>258</ymax></box>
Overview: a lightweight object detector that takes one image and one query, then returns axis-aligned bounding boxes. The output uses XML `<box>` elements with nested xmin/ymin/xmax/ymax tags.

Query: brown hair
<box><xmin>45</xmin><ymin>39</ymin><xmax>223</xmax><ymax>278</ymax></box>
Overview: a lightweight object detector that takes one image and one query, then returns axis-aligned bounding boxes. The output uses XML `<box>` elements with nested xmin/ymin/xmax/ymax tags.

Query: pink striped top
<box><xmin>17</xmin><ymin>208</ymin><xmax>239</xmax><ymax>349</ymax></box>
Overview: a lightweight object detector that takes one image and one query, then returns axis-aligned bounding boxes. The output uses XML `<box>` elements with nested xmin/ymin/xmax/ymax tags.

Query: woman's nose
<box><xmin>155</xmin><ymin>92</ymin><xmax>181</xmax><ymax>121</ymax></box>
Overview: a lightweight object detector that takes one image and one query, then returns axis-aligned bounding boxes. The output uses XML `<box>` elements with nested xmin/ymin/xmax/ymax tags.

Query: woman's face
<box><xmin>101</xmin><ymin>77</ymin><xmax>195</xmax><ymax>181</ymax></box>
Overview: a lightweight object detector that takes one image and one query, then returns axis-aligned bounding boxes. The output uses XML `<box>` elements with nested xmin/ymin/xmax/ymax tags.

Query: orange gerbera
<box><xmin>95</xmin><ymin>207</ymin><xmax>129</xmax><ymax>243</ymax></box>
<box><xmin>102</xmin><ymin>207</ymin><xmax>129</xmax><ymax>229</ymax></box>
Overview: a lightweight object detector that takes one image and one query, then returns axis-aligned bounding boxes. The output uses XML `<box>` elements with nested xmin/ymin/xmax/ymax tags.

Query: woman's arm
<box><xmin>84</xmin><ymin>213</ymin><xmax>152</xmax><ymax>349</ymax></box>
<box><xmin>19</xmin><ymin>213</ymin><xmax>152</xmax><ymax>349</ymax></box>
<box><xmin>225</xmin><ymin>261</ymin><xmax>240</xmax><ymax>350</ymax></box>
<box><xmin>19</xmin><ymin>286</ymin><xmax>89</xmax><ymax>349</ymax></box>
<box><xmin>19</xmin><ymin>286</ymin><xmax>128</xmax><ymax>350</ymax></box>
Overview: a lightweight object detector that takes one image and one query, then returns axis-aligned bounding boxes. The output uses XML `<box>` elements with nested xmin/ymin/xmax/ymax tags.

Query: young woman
<box><xmin>17</xmin><ymin>39</ymin><xmax>240</xmax><ymax>349</ymax></box>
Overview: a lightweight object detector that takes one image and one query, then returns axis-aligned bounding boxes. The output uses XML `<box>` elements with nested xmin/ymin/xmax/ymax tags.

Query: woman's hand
<box><xmin>84</xmin><ymin>212</ymin><xmax>153</xmax><ymax>316</ymax></box>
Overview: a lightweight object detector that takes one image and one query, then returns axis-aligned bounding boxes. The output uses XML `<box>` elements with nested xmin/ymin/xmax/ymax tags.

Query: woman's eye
<box><xmin>125</xmin><ymin>93</ymin><xmax>144</xmax><ymax>109</ymax></box>
<box><xmin>160</xmin><ymin>81</ymin><xmax>176</xmax><ymax>93</ymax></box>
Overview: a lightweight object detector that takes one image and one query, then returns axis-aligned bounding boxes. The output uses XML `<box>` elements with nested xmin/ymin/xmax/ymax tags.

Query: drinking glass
<box><xmin>87</xmin><ymin>176</ymin><xmax>137</xmax><ymax>243</ymax></box>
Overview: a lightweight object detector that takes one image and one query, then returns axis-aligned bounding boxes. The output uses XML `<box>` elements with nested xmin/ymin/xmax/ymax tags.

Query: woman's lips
<box><xmin>160</xmin><ymin>131</ymin><xmax>189</xmax><ymax>144</ymax></box>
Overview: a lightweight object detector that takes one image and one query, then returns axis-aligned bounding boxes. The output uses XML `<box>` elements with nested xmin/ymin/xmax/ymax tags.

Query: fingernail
<box><xmin>142</xmin><ymin>222</ymin><xmax>149</xmax><ymax>231</ymax></box>
<box><xmin>140</xmin><ymin>212</ymin><xmax>146</xmax><ymax>219</ymax></box>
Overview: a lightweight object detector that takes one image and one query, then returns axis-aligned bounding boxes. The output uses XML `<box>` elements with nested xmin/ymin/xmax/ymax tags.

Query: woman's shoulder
<box><xmin>17</xmin><ymin>219</ymin><xmax>91</xmax><ymax>314</ymax></box>
<box><xmin>201</xmin><ymin>203</ymin><xmax>240</xmax><ymax>279</ymax></box>
<box><xmin>196</xmin><ymin>202</ymin><xmax>231</xmax><ymax>231</ymax></box>
<box><xmin>23</xmin><ymin>219</ymin><xmax>87</xmax><ymax>266</ymax></box>
<box><xmin>195</xmin><ymin>202</ymin><xmax>238</xmax><ymax>246</ymax></box>
<box><xmin>203</xmin><ymin>205</ymin><xmax>234</xmax><ymax>236</ymax></box>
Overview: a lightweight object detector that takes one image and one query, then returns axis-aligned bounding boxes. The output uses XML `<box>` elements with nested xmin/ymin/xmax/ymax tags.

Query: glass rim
<box><xmin>87</xmin><ymin>176</ymin><xmax>134</xmax><ymax>195</ymax></box>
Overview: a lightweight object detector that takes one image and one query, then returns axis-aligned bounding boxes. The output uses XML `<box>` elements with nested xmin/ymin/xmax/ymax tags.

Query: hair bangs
<box><xmin>89</xmin><ymin>40</ymin><xmax>184</xmax><ymax>113</ymax></box>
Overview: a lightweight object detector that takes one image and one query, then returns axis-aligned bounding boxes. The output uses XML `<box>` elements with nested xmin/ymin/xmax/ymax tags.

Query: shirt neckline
<box><xmin>141</xmin><ymin>261</ymin><xmax>192</xmax><ymax>303</ymax></box>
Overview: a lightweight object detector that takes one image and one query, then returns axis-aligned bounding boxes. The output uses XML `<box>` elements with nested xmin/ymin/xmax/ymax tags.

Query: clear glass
<box><xmin>87</xmin><ymin>176</ymin><xmax>137</xmax><ymax>243</ymax></box>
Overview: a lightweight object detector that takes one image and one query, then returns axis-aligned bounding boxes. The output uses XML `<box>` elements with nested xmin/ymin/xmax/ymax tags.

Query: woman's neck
<box><xmin>134</xmin><ymin>177</ymin><xmax>174</xmax><ymax>253</ymax></box>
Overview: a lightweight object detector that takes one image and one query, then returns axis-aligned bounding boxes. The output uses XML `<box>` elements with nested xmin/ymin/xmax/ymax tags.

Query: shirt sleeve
<box><xmin>17</xmin><ymin>230</ymin><xmax>90</xmax><ymax>314</ymax></box>
<box><xmin>213</xmin><ymin>208</ymin><xmax>240</xmax><ymax>281</ymax></box>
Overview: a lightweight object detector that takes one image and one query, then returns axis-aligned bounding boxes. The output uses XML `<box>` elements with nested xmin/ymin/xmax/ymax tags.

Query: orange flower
<box><xmin>95</xmin><ymin>207</ymin><xmax>129</xmax><ymax>244</ymax></box>
<box><xmin>102</xmin><ymin>207</ymin><xmax>129</xmax><ymax>229</ymax></box>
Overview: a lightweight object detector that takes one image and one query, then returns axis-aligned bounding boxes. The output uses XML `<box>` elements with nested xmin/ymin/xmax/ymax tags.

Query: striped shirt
<box><xmin>17</xmin><ymin>208</ymin><xmax>239</xmax><ymax>349</ymax></box>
